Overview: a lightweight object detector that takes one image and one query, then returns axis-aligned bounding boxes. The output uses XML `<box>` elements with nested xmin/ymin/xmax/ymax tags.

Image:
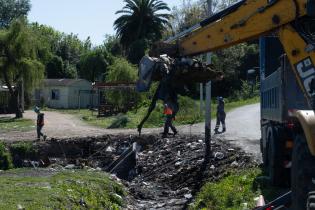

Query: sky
<box><xmin>28</xmin><ymin>0</ymin><xmax>184</xmax><ymax>46</ymax></box>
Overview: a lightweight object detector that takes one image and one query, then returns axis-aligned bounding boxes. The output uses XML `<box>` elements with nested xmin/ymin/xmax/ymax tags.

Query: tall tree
<box><xmin>114</xmin><ymin>0</ymin><xmax>171</xmax><ymax>63</ymax></box>
<box><xmin>0</xmin><ymin>19</ymin><xmax>44</xmax><ymax>118</ymax></box>
<box><xmin>78</xmin><ymin>47</ymin><xmax>111</xmax><ymax>82</ymax></box>
<box><xmin>0</xmin><ymin>0</ymin><xmax>31</xmax><ymax>29</ymax></box>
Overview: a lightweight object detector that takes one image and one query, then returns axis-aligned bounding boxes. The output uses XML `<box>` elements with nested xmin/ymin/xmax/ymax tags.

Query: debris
<box><xmin>210</xmin><ymin>165</ymin><xmax>215</xmax><ymax>170</ymax></box>
<box><xmin>231</xmin><ymin>161</ymin><xmax>239</xmax><ymax>167</ymax></box>
<box><xmin>214</xmin><ymin>152</ymin><xmax>225</xmax><ymax>160</ymax></box>
<box><xmin>79</xmin><ymin>198</ymin><xmax>87</xmax><ymax>207</ymax></box>
<box><xmin>255</xmin><ymin>195</ymin><xmax>265</xmax><ymax>207</ymax></box>
<box><xmin>175</xmin><ymin>161</ymin><xmax>182</xmax><ymax>166</ymax></box>
<box><xmin>106</xmin><ymin>146</ymin><xmax>114</xmax><ymax>152</ymax></box>
<box><xmin>184</xmin><ymin>193</ymin><xmax>193</xmax><ymax>199</ymax></box>
<box><xmin>17</xmin><ymin>204</ymin><xmax>25</xmax><ymax>210</ymax></box>
<box><xmin>65</xmin><ymin>164</ymin><xmax>76</xmax><ymax>169</ymax></box>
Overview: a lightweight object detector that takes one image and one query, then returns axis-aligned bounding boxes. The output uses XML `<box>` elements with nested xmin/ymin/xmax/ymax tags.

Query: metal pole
<box><xmin>205</xmin><ymin>81</ymin><xmax>212</xmax><ymax>158</ymax></box>
<box><xmin>200</xmin><ymin>83</ymin><xmax>204</xmax><ymax>114</ymax></box>
<box><xmin>204</xmin><ymin>0</ymin><xmax>213</xmax><ymax>159</ymax></box>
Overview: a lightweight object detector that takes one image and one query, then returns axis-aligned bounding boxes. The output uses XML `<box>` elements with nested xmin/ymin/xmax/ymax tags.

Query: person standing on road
<box><xmin>34</xmin><ymin>107</ymin><xmax>46</xmax><ymax>141</ymax></box>
<box><xmin>214</xmin><ymin>96</ymin><xmax>226</xmax><ymax>134</ymax></box>
<box><xmin>162</xmin><ymin>99</ymin><xmax>178</xmax><ymax>138</ymax></box>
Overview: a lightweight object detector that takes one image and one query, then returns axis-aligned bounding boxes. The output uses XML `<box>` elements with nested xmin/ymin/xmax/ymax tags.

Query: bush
<box><xmin>108</xmin><ymin>114</ymin><xmax>129</xmax><ymax>129</ymax></box>
<box><xmin>10</xmin><ymin>142</ymin><xmax>38</xmax><ymax>167</ymax></box>
<box><xmin>230</xmin><ymin>80</ymin><xmax>260</xmax><ymax>101</ymax></box>
<box><xmin>0</xmin><ymin>141</ymin><xmax>13</xmax><ymax>170</ymax></box>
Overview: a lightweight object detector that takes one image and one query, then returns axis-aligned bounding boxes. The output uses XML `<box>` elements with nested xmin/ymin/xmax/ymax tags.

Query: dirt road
<box><xmin>179</xmin><ymin>103</ymin><xmax>261</xmax><ymax>160</ymax></box>
<box><xmin>0</xmin><ymin>104</ymin><xmax>261</xmax><ymax>159</ymax></box>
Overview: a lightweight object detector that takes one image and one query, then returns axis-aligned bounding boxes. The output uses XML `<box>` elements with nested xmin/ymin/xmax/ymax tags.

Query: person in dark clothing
<box><xmin>34</xmin><ymin>107</ymin><xmax>46</xmax><ymax>141</ymax></box>
<box><xmin>162</xmin><ymin>100</ymin><xmax>178</xmax><ymax>138</ymax></box>
<box><xmin>214</xmin><ymin>97</ymin><xmax>226</xmax><ymax>134</ymax></box>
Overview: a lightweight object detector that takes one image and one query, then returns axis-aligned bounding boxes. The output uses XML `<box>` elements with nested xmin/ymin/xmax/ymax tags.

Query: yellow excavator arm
<box><xmin>178</xmin><ymin>0</ymin><xmax>307</xmax><ymax>56</ymax></box>
<box><xmin>161</xmin><ymin>0</ymin><xmax>315</xmax><ymax>154</ymax></box>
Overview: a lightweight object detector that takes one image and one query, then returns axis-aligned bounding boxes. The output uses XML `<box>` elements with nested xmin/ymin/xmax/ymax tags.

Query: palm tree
<box><xmin>114</xmin><ymin>0</ymin><xmax>171</xmax><ymax>49</ymax></box>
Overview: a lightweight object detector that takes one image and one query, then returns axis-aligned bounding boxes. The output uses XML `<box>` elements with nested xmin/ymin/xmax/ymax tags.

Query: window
<box><xmin>51</xmin><ymin>89</ymin><xmax>60</xmax><ymax>100</ymax></box>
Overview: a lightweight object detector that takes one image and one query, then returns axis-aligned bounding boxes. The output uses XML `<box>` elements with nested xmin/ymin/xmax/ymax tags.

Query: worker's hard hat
<box><xmin>34</xmin><ymin>106</ymin><xmax>40</xmax><ymax>113</ymax></box>
<box><xmin>217</xmin><ymin>96</ymin><xmax>223</xmax><ymax>101</ymax></box>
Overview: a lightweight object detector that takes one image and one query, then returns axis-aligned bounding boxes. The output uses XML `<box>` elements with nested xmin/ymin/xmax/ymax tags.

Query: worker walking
<box><xmin>34</xmin><ymin>107</ymin><xmax>47</xmax><ymax>141</ymax></box>
<box><xmin>214</xmin><ymin>97</ymin><xmax>226</xmax><ymax>134</ymax></box>
<box><xmin>162</xmin><ymin>100</ymin><xmax>178</xmax><ymax>138</ymax></box>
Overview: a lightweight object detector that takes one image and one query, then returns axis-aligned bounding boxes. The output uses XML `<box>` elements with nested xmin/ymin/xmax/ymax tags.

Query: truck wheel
<box><xmin>292</xmin><ymin>134</ymin><xmax>315</xmax><ymax>210</ymax></box>
<box><xmin>267</xmin><ymin>127</ymin><xmax>286</xmax><ymax>186</ymax></box>
<box><xmin>308</xmin><ymin>192</ymin><xmax>315</xmax><ymax>210</ymax></box>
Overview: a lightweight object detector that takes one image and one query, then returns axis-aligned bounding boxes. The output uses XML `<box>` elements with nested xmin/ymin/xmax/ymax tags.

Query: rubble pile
<box><xmin>34</xmin><ymin>135</ymin><xmax>137</xmax><ymax>169</ymax></box>
<box><xmin>14</xmin><ymin>134</ymin><xmax>257</xmax><ymax>209</ymax></box>
<box><xmin>126</xmin><ymin>135</ymin><xmax>256</xmax><ymax>209</ymax></box>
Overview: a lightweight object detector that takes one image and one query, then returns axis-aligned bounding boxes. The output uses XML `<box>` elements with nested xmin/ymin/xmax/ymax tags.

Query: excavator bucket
<box><xmin>136</xmin><ymin>56</ymin><xmax>158</xmax><ymax>92</ymax></box>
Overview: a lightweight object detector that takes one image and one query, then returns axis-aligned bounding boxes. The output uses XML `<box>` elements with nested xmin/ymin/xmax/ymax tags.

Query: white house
<box><xmin>34</xmin><ymin>79</ymin><xmax>98</xmax><ymax>109</ymax></box>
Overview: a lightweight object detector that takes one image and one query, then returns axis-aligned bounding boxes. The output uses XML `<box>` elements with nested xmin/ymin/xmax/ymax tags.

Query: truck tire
<box><xmin>292</xmin><ymin>134</ymin><xmax>315</xmax><ymax>210</ymax></box>
<box><xmin>308</xmin><ymin>192</ymin><xmax>315</xmax><ymax>210</ymax></box>
<box><xmin>267</xmin><ymin>127</ymin><xmax>287</xmax><ymax>186</ymax></box>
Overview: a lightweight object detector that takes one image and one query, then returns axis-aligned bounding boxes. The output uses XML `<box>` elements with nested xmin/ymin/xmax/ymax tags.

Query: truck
<box><xmin>137</xmin><ymin>0</ymin><xmax>315</xmax><ymax>209</ymax></box>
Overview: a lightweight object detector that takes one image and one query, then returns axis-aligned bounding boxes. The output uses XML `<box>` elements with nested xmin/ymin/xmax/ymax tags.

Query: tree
<box><xmin>105</xmin><ymin>57</ymin><xmax>141</xmax><ymax>109</ymax></box>
<box><xmin>0</xmin><ymin>19</ymin><xmax>44</xmax><ymax>118</ymax></box>
<box><xmin>169</xmin><ymin>0</ymin><xmax>238</xmax><ymax>34</ymax></box>
<box><xmin>114</xmin><ymin>0</ymin><xmax>172</xmax><ymax>63</ymax></box>
<box><xmin>46</xmin><ymin>56</ymin><xmax>64</xmax><ymax>78</ymax></box>
<box><xmin>78</xmin><ymin>47</ymin><xmax>111</xmax><ymax>82</ymax></box>
<box><xmin>0</xmin><ymin>0</ymin><xmax>31</xmax><ymax>29</ymax></box>
<box><xmin>104</xmin><ymin>35</ymin><xmax>123</xmax><ymax>57</ymax></box>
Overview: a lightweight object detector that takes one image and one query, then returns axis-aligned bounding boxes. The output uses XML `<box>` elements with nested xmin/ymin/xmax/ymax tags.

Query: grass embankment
<box><xmin>46</xmin><ymin>96</ymin><xmax>259</xmax><ymax>129</ymax></box>
<box><xmin>191</xmin><ymin>168</ymin><xmax>285</xmax><ymax>210</ymax></box>
<box><xmin>0</xmin><ymin>169</ymin><xmax>125</xmax><ymax>209</ymax></box>
<box><xmin>0</xmin><ymin>117</ymin><xmax>34</xmax><ymax>132</ymax></box>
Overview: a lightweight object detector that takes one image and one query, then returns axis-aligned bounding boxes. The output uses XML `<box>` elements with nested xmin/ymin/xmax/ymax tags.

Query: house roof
<box><xmin>44</xmin><ymin>79</ymin><xmax>89</xmax><ymax>87</ymax></box>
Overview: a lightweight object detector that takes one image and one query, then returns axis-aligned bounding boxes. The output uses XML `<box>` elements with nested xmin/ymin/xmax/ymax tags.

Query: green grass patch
<box><xmin>44</xmin><ymin>96</ymin><xmax>259</xmax><ymax>129</ymax></box>
<box><xmin>0</xmin><ymin>168</ymin><xmax>126</xmax><ymax>209</ymax></box>
<box><xmin>191</xmin><ymin>168</ymin><xmax>285</xmax><ymax>210</ymax></box>
<box><xmin>0</xmin><ymin>117</ymin><xmax>34</xmax><ymax>132</ymax></box>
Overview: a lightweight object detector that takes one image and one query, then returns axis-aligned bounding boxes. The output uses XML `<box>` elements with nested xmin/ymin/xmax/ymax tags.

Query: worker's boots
<box><xmin>214</xmin><ymin>129</ymin><xmax>219</xmax><ymax>134</ymax></box>
<box><xmin>222</xmin><ymin>125</ymin><xmax>226</xmax><ymax>133</ymax></box>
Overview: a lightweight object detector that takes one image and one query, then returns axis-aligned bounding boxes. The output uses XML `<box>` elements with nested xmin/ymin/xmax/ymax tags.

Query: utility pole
<box><xmin>205</xmin><ymin>0</ymin><xmax>213</xmax><ymax>159</ymax></box>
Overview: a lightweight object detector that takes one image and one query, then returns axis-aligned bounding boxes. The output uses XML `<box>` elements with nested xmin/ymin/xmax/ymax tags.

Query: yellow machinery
<box><xmin>142</xmin><ymin>0</ymin><xmax>315</xmax><ymax>209</ymax></box>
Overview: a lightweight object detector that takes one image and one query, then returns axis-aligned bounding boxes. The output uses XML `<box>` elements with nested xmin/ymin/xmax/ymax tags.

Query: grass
<box><xmin>191</xmin><ymin>168</ymin><xmax>286</xmax><ymax>210</ymax></box>
<box><xmin>0</xmin><ymin>117</ymin><xmax>34</xmax><ymax>132</ymax></box>
<box><xmin>0</xmin><ymin>168</ymin><xmax>126</xmax><ymax>209</ymax></box>
<box><xmin>44</xmin><ymin>96</ymin><xmax>259</xmax><ymax>129</ymax></box>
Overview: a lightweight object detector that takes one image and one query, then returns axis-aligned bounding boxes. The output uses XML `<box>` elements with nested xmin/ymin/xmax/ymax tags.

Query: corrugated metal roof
<box><xmin>44</xmin><ymin>79</ymin><xmax>89</xmax><ymax>87</ymax></box>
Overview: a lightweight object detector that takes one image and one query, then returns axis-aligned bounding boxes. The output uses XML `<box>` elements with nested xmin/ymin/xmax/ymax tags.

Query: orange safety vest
<box><xmin>164</xmin><ymin>107</ymin><xmax>173</xmax><ymax>115</ymax></box>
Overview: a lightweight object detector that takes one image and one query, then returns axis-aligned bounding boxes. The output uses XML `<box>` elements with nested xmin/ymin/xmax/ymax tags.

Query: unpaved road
<box><xmin>0</xmin><ymin>104</ymin><xmax>261</xmax><ymax>160</ymax></box>
<box><xmin>179</xmin><ymin>103</ymin><xmax>261</xmax><ymax>160</ymax></box>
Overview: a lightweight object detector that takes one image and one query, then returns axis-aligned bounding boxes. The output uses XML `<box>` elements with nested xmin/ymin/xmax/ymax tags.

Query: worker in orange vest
<box><xmin>162</xmin><ymin>100</ymin><xmax>178</xmax><ymax>138</ymax></box>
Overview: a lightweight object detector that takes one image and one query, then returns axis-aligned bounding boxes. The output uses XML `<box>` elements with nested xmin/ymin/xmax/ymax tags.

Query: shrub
<box><xmin>108</xmin><ymin>114</ymin><xmax>129</xmax><ymax>128</ymax></box>
<box><xmin>10</xmin><ymin>142</ymin><xmax>38</xmax><ymax>167</ymax></box>
<box><xmin>0</xmin><ymin>141</ymin><xmax>13</xmax><ymax>170</ymax></box>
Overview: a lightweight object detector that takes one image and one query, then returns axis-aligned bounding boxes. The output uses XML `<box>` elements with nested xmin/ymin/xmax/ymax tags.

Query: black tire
<box><xmin>267</xmin><ymin>127</ymin><xmax>287</xmax><ymax>186</ymax></box>
<box><xmin>307</xmin><ymin>191</ymin><xmax>315</xmax><ymax>210</ymax></box>
<box><xmin>292</xmin><ymin>134</ymin><xmax>315</xmax><ymax>210</ymax></box>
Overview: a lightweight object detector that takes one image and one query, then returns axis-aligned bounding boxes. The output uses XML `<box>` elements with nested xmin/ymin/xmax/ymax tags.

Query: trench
<box><xmin>9</xmin><ymin>134</ymin><xmax>257</xmax><ymax>209</ymax></box>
